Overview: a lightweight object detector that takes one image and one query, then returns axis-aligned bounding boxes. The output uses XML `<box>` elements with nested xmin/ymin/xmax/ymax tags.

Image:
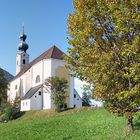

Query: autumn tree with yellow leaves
<box><xmin>65</xmin><ymin>0</ymin><xmax>140</xmax><ymax>131</ymax></box>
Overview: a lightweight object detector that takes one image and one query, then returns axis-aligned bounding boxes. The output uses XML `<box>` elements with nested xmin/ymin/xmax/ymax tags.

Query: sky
<box><xmin>0</xmin><ymin>0</ymin><xmax>84</xmax><ymax>95</ymax></box>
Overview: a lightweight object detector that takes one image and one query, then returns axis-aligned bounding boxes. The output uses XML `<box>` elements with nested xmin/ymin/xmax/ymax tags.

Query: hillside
<box><xmin>0</xmin><ymin>108</ymin><xmax>139</xmax><ymax>140</ymax></box>
<box><xmin>0</xmin><ymin>68</ymin><xmax>14</xmax><ymax>81</ymax></box>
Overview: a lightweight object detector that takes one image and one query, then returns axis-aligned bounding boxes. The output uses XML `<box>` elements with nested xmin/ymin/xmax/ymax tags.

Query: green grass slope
<box><xmin>0</xmin><ymin>108</ymin><xmax>140</xmax><ymax>140</ymax></box>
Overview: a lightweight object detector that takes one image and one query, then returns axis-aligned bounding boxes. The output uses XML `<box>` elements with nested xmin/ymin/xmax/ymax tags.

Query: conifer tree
<box><xmin>0</xmin><ymin>69</ymin><xmax>8</xmax><ymax>107</ymax></box>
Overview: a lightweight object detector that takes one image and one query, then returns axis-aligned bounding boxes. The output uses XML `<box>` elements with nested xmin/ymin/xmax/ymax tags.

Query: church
<box><xmin>7</xmin><ymin>31</ymin><xmax>82</xmax><ymax>111</ymax></box>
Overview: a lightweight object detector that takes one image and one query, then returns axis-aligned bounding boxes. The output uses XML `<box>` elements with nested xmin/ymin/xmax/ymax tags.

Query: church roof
<box><xmin>21</xmin><ymin>84</ymin><xmax>42</xmax><ymax>100</ymax></box>
<box><xmin>10</xmin><ymin>45</ymin><xmax>65</xmax><ymax>82</ymax></box>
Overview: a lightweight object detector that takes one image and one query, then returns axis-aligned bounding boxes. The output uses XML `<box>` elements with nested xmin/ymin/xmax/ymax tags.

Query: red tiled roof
<box><xmin>10</xmin><ymin>45</ymin><xmax>65</xmax><ymax>82</ymax></box>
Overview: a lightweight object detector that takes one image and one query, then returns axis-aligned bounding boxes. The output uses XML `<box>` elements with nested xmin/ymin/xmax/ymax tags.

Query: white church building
<box><xmin>7</xmin><ymin>31</ymin><xmax>82</xmax><ymax>111</ymax></box>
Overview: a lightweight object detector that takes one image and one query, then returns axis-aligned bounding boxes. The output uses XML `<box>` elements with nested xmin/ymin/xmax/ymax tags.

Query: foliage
<box><xmin>82</xmin><ymin>84</ymin><xmax>92</xmax><ymax>106</ymax></box>
<box><xmin>0</xmin><ymin>69</ymin><xmax>8</xmax><ymax>108</ymax></box>
<box><xmin>0</xmin><ymin>96</ymin><xmax>22</xmax><ymax>122</ymax></box>
<box><xmin>82</xmin><ymin>92</ymin><xmax>91</xmax><ymax>106</ymax></box>
<box><xmin>45</xmin><ymin>77</ymin><xmax>68</xmax><ymax>112</ymax></box>
<box><xmin>83</xmin><ymin>84</ymin><xmax>94</xmax><ymax>95</ymax></box>
<box><xmin>0</xmin><ymin>108</ymin><xmax>140</xmax><ymax>140</ymax></box>
<box><xmin>65</xmin><ymin>0</ymin><xmax>140</xmax><ymax>130</ymax></box>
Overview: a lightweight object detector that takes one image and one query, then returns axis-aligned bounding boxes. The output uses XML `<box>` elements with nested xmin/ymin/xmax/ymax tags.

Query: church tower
<box><xmin>16</xmin><ymin>29</ymin><xmax>29</xmax><ymax>74</ymax></box>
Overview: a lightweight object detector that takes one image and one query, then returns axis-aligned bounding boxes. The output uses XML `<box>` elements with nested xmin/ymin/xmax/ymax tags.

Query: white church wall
<box><xmin>70</xmin><ymin>77</ymin><xmax>74</xmax><ymax>108</ymax></box>
<box><xmin>20</xmin><ymin>99</ymin><xmax>30</xmax><ymax>111</ymax></box>
<box><xmin>16</xmin><ymin>51</ymin><xmax>29</xmax><ymax>75</ymax></box>
<box><xmin>51</xmin><ymin>58</ymin><xmax>74</xmax><ymax>108</ymax></box>
<box><xmin>43</xmin><ymin>91</ymin><xmax>52</xmax><ymax>109</ymax></box>
<box><xmin>25</xmin><ymin>68</ymin><xmax>32</xmax><ymax>93</ymax></box>
<box><xmin>51</xmin><ymin>59</ymin><xmax>66</xmax><ymax>76</ymax></box>
<box><xmin>41</xmin><ymin>59</ymin><xmax>52</xmax><ymax>109</ymax></box>
<box><xmin>43</xmin><ymin>59</ymin><xmax>52</xmax><ymax>81</ymax></box>
<box><xmin>20</xmin><ymin>75</ymin><xmax>26</xmax><ymax>97</ymax></box>
<box><xmin>32</xmin><ymin>61</ymin><xmax>43</xmax><ymax>87</ymax></box>
<box><xmin>51</xmin><ymin>59</ymin><xmax>66</xmax><ymax>107</ymax></box>
<box><xmin>30</xmin><ymin>88</ymin><xmax>43</xmax><ymax>110</ymax></box>
<box><xmin>8</xmin><ymin>78</ymin><xmax>20</xmax><ymax>102</ymax></box>
<box><xmin>43</xmin><ymin>59</ymin><xmax>54</xmax><ymax>109</ymax></box>
<box><xmin>73</xmin><ymin>91</ymin><xmax>82</xmax><ymax>108</ymax></box>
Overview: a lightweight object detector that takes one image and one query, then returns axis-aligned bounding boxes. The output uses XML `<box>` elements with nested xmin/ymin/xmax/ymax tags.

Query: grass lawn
<box><xmin>0</xmin><ymin>107</ymin><xmax>140</xmax><ymax>140</ymax></box>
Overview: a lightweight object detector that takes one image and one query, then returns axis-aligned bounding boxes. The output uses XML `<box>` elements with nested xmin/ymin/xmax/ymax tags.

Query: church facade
<box><xmin>7</xmin><ymin>31</ymin><xmax>82</xmax><ymax>111</ymax></box>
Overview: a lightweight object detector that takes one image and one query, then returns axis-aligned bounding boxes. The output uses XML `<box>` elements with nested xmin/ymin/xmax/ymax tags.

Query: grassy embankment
<box><xmin>0</xmin><ymin>107</ymin><xmax>140</xmax><ymax>140</ymax></box>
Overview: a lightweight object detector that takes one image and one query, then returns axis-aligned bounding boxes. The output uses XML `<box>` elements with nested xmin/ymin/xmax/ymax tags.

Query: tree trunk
<box><xmin>127</xmin><ymin>78</ymin><xmax>133</xmax><ymax>132</ymax></box>
<box><xmin>127</xmin><ymin>117</ymin><xmax>133</xmax><ymax>132</ymax></box>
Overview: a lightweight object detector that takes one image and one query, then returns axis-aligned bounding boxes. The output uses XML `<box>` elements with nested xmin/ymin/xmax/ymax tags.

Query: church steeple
<box><xmin>16</xmin><ymin>27</ymin><xmax>29</xmax><ymax>74</ymax></box>
<box><xmin>18</xmin><ymin>26</ymin><xmax>29</xmax><ymax>52</ymax></box>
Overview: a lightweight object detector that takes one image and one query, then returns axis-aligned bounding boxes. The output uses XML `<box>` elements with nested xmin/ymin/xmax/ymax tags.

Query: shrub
<box><xmin>0</xmin><ymin>96</ymin><xmax>23</xmax><ymax>122</ymax></box>
<box><xmin>45</xmin><ymin>77</ymin><xmax>68</xmax><ymax>112</ymax></box>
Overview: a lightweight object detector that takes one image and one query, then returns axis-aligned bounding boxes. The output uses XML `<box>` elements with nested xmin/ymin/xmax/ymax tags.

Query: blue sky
<box><xmin>0</xmin><ymin>0</ymin><xmax>73</xmax><ymax>74</ymax></box>
<box><xmin>0</xmin><ymin>0</ymin><xmax>84</xmax><ymax>94</ymax></box>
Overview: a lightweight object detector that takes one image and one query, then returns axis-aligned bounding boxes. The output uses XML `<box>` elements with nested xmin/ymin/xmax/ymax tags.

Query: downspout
<box><xmin>42</xmin><ymin>60</ymin><xmax>44</xmax><ymax>109</ymax></box>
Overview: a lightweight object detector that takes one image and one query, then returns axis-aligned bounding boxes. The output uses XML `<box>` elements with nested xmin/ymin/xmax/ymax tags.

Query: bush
<box><xmin>82</xmin><ymin>92</ymin><xmax>91</xmax><ymax>106</ymax></box>
<box><xmin>0</xmin><ymin>103</ymin><xmax>14</xmax><ymax>122</ymax></box>
<box><xmin>45</xmin><ymin>77</ymin><xmax>68</xmax><ymax>112</ymax></box>
<box><xmin>0</xmin><ymin>96</ymin><xmax>23</xmax><ymax>122</ymax></box>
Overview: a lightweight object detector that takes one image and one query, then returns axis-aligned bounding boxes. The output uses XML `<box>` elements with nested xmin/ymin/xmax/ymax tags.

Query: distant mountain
<box><xmin>0</xmin><ymin>68</ymin><xmax>14</xmax><ymax>82</ymax></box>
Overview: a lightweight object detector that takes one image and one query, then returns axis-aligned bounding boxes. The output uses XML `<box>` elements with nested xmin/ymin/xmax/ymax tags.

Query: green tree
<box><xmin>82</xmin><ymin>84</ymin><xmax>93</xmax><ymax>106</ymax></box>
<box><xmin>0</xmin><ymin>95</ymin><xmax>21</xmax><ymax>122</ymax></box>
<box><xmin>0</xmin><ymin>69</ymin><xmax>8</xmax><ymax>108</ymax></box>
<box><xmin>65</xmin><ymin>0</ymin><xmax>140</xmax><ymax>131</ymax></box>
<box><xmin>45</xmin><ymin>77</ymin><xmax>68</xmax><ymax>112</ymax></box>
<box><xmin>82</xmin><ymin>92</ymin><xmax>91</xmax><ymax>106</ymax></box>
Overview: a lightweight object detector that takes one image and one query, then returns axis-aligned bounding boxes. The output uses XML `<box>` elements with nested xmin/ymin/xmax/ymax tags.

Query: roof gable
<box><xmin>45</xmin><ymin>45</ymin><xmax>64</xmax><ymax>59</ymax></box>
<box><xmin>21</xmin><ymin>84</ymin><xmax>42</xmax><ymax>100</ymax></box>
<box><xmin>10</xmin><ymin>45</ymin><xmax>65</xmax><ymax>82</ymax></box>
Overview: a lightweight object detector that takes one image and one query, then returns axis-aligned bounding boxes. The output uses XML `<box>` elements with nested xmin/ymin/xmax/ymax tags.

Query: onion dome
<box><xmin>20</xmin><ymin>33</ymin><xmax>27</xmax><ymax>41</ymax></box>
<box><xmin>18</xmin><ymin>31</ymin><xmax>29</xmax><ymax>52</ymax></box>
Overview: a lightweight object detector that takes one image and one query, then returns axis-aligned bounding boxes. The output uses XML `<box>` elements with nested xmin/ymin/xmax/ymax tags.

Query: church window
<box><xmin>60</xmin><ymin>104</ymin><xmax>63</xmax><ymax>108</ymax></box>
<box><xmin>74</xmin><ymin>94</ymin><xmax>76</xmax><ymax>98</ymax></box>
<box><xmin>23</xmin><ymin>59</ymin><xmax>25</xmax><ymax>64</ymax></box>
<box><xmin>38</xmin><ymin>91</ymin><xmax>41</xmax><ymax>95</ymax></box>
<box><xmin>35</xmin><ymin>75</ymin><xmax>40</xmax><ymax>83</ymax></box>
<box><xmin>26</xmin><ymin>102</ymin><xmax>28</xmax><ymax>106</ymax></box>
<box><xmin>74</xmin><ymin>104</ymin><xmax>76</xmax><ymax>108</ymax></box>
<box><xmin>15</xmin><ymin>85</ymin><xmax>17</xmax><ymax>90</ymax></box>
<box><xmin>64</xmin><ymin>103</ymin><xmax>67</xmax><ymax>109</ymax></box>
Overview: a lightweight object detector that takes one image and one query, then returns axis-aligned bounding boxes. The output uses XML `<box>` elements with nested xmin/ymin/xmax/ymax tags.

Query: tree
<box><xmin>0</xmin><ymin>95</ymin><xmax>21</xmax><ymax>122</ymax></box>
<box><xmin>0</xmin><ymin>69</ymin><xmax>8</xmax><ymax>108</ymax></box>
<box><xmin>45</xmin><ymin>77</ymin><xmax>68</xmax><ymax>112</ymax></box>
<box><xmin>82</xmin><ymin>92</ymin><xmax>91</xmax><ymax>106</ymax></box>
<box><xmin>65</xmin><ymin>0</ymin><xmax>140</xmax><ymax>131</ymax></box>
<box><xmin>82</xmin><ymin>84</ymin><xmax>93</xmax><ymax>106</ymax></box>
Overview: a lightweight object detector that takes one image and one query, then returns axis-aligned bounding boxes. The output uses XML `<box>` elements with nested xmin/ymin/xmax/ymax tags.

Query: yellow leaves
<box><xmin>66</xmin><ymin>0</ymin><xmax>140</xmax><ymax>115</ymax></box>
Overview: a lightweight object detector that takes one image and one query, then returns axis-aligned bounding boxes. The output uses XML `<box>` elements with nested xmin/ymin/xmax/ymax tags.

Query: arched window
<box><xmin>23</xmin><ymin>59</ymin><xmax>25</xmax><ymax>64</ymax></box>
<box><xmin>15</xmin><ymin>85</ymin><xmax>17</xmax><ymax>90</ymax></box>
<box><xmin>35</xmin><ymin>75</ymin><xmax>40</xmax><ymax>83</ymax></box>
